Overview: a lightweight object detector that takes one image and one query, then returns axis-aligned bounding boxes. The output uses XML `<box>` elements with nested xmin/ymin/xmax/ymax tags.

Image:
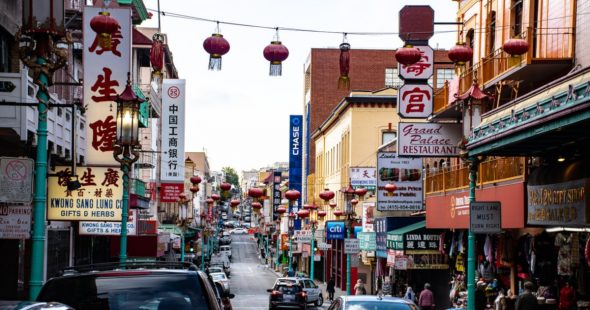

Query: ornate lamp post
<box><xmin>341</xmin><ymin>182</ymin><xmax>358</xmax><ymax>295</ymax></box>
<box><xmin>276</xmin><ymin>204</ymin><xmax>287</xmax><ymax>269</ymax></box>
<box><xmin>190</xmin><ymin>176</ymin><xmax>202</xmax><ymax>269</ymax></box>
<box><xmin>177</xmin><ymin>193</ymin><xmax>191</xmax><ymax>262</ymax></box>
<box><xmin>18</xmin><ymin>0</ymin><xmax>70</xmax><ymax>299</ymax></box>
<box><xmin>113</xmin><ymin>74</ymin><xmax>144</xmax><ymax>269</ymax></box>
<box><xmin>287</xmin><ymin>212</ymin><xmax>296</xmax><ymax>273</ymax></box>
<box><xmin>315</xmin><ymin>189</ymin><xmax>334</xmax><ymax>280</ymax></box>
<box><xmin>206</xmin><ymin>197</ymin><xmax>214</xmax><ymax>257</ymax></box>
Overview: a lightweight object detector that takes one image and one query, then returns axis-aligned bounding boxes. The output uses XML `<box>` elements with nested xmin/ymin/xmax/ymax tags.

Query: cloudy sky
<box><xmin>141</xmin><ymin>0</ymin><xmax>457</xmax><ymax>172</ymax></box>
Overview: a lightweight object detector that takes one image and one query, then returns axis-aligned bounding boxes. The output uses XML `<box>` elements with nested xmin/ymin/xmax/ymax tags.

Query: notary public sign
<box><xmin>0</xmin><ymin>157</ymin><xmax>33</xmax><ymax>203</ymax></box>
<box><xmin>397</xmin><ymin>122</ymin><xmax>462</xmax><ymax>157</ymax></box>
<box><xmin>470</xmin><ymin>201</ymin><xmax>501</xmax><ymax>233</ymax></box>
<box><xmin>47</xmin><ymin>166</ymin><xmax>123</xmax><ymax>221</ymax></box>
<box><xmin>0</xmin><ymin>205</ymin><xmax>31</xmax><ymax>239</ymax></box>
<box><xmin>344</xmin><ymin>238</ymin><xmax>360</xmax><ymax>254</ymax></box>
<box><xmin>398</xmin><ymin>84</ymin><xmax>433</xmax><ymax>118</ymax></box>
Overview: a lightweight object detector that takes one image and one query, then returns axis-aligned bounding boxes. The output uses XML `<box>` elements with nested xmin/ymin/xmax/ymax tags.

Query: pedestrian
<box><xmin>354</xmin><ymin>279</ymin><xmax>367</xmax><ymax>295</ymax></box>
<box><xmin>558</xmin><ymin>280</ymin><xmax>576</xmax><ymax>310</ymax></box>
<box><xmin>382</xmin><ymin>277</ymin><xmax>393</xmax><ymax>296</ymax></box>
<box><xmin>418</xmin><ymin>283</ymin><xmax>435</xmax><ymax>310</ymax></box>
<box><xmin>403</xmin><ymin>285</ymin><xmax>415</xmax><ymax>302</ymax></box>
<box><xmin>515</xmin><ymin>281</ymin><xmax>538</xmax><ymax>310</ymax></box>
<box><xmin>326</xmin><ymin>277</ymin><xmax>336</xmax><ymax>301</ymax></box>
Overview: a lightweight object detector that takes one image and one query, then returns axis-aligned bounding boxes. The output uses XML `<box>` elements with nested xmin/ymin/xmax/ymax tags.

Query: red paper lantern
<box><xmin>263</xmin><ymin>41</ymin><xmax>289</xmax><ymax>76</ymax></box>
<box><xmin>385</xmin><ymin>183</ymin><xmax>397</xmax><ymax>193</ymax></box>
<box><xmin>317</xmin><ymin>210</ymin><xmax>327</xmax><ymax>218</ymax></box>
<box><xmin>333</xmin><ymin>209</ymin><xmax>344</xmax><ymax>217</ymax></box>
<box><xmin>220</xmin><ymin>182</ymin><xmax>231</xmax><ymax>191</ymax></box>
<box><xmin>178</xmin><ymin>193</ymin><xmax>187</xmax><ymax>200</ymax></box>
<box><xmin>288</xmin><ymin>212</ymin><xmax>296</xmax><ymax>219</ymax></box>
<box><xmin>206</xmin><ymin>198</ymin><xmax>214</xmax><ymax>204</ymax></box>
<box><xmin>329</xmin><ymin>202</ymin><xmax>337</xmax><ymax>209</ymax></box>
<box><xmin>190</xmin><ymin>176</ymin><xmax>202</xmax><ymax>185</ymax></box>
<box><xmin>189</xmin><ymin>186</ymin><xmax>199</xmax><ymax>193</ymax></box>
<box><xmin>252</xmin><ymin>202</ymin><xmax>262</xmax><ymax>210</ymax></box>
<box><xmin>90</xmin><ymin>11</ymin><xmax>120</xmax><ymax>50</ymax></box>
<box><xmin>351</xmin><ymin>198</ymin><xmax>359</xmax><ymax>206</ymax></box>
<box><xmin>203</xmin><ymin>33</ymin><xmax>230</xmax><ymax>71</ymax></box>
<box><xmin>297</xmin><ymin>209</ymin><xmax>310</xmax><ymax>218</ymax></box>
<box><xmin>354</xmin><ymin>187</ymin><xmax>367</xmax><ymax>198</ymax></box>
<box><xmin>448</xmin><ymin>42</ymin><xmax>473</xmax><ymax>65</ymax></box>
<box><xmin>303</xmin><ymin>204</ymin><xmax>313</xmax><ymax>210</ymax></box>
<box><xmin>338</xmin><ymin>42</ymin><xmax>351</xmax><ymax>89</ymax></box>
<box><xmin>285</xmin><ymin>189</ymin><xmax>301</xmax><ymax>202</ymax></box>
<box><xmin>200</xmin><ymin>212</ymin><xmax>207</xmax><ymax>219</ymax></box>
<box><xmin>277</xmin><ymin>206</ymin><xmax>287</xmax><ymax>214</ymax></box>
<box><xmin>211</xmin><ymin>194</ymin><xmax>220</xmax><ymax>201</ymax></box>
<box><xmin>230</xmin><ymin>199</ymin><xmax>240</xmax><ymax>208</ymax></box>
<box><xmin>150</xmin><ymin>33</ymin><xmax>164</xmax><ymax>75</ymax></box>
<box><xmin>319</xmin><ymin>189</ymin><xmax>335</xmax><ymax>202</ymax></box>
<box><xmin>503</xmin><ymin>38</ymin><xmax>529</xmax><ymax>56</ymax></box>
<box><xmin>248</xmin><ymin>188</ymin><xmax>264</xmax><ymax>199</ymax></box>
<box><xmin>395</xmin><ymin>44</ymin><xmax>422</xmax><ymax>66</ymax></box>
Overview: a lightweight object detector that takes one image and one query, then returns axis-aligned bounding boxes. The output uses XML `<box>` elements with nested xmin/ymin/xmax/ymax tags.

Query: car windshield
<box><xmin>346</xmin><ymin>301</ymin><xmax>416</xmax><ymax>310</ymax></box>
<box><xmin>211</xmin><ymin>273</ymin><xmax>227</xmax><ymax>281</ymax></box>
<box><xmin>276</xmin><ymin>285</ymin><xmax>301</xmax><ymax>294</ymax></box>
<box><xmin>37</xmin><ymin>273</ymin><xmax>210</xmax><ymax>310</ymax></box>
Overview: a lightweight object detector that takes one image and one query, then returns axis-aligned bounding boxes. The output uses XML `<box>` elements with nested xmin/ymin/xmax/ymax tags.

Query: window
<box><xmin>0</xmin><ymin>27</ymin><xmax>11</xmax><ymax>72</ymax></box>
<box><xmin>487</xmin><ymin>11</ymin><xmax>497</xmax><ymax>55</ymax></box>
<box><xmin>385</xmin><ymin>68</ymin><xmax>402</xmax><ymax>88</ymax></box>
<box><xmin>512</xmin><ymin>0</ymin><xmax>523</xmax><ymax>36</ymax></box>
<box><xmin>382</xmin><ymin>132</ymin><xmax>396</xmax><ymax>145</ymax></box>
<box><xmin>436</xmin><ymin>69</ymin><xmax>455</xmax><ymax>89</ymax></box>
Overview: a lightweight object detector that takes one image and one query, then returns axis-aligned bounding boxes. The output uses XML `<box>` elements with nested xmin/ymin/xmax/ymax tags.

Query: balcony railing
<box><xmin>459</xmin><ymin>26</ymin><xmax>575</xmax><ymax>95</ymax></box>
<box><xmin>433</xmin><ymin>82</ymin><xmax>449</xmax><ymax>114</ymax></box>
<box><xmin>425</xmin><ymin>157</ymin><xmax>525</xmax><ymax>194</ymax></box>
<box><xmin>131</xmin><ymin>178</ymin><xmax>147</xmax><ymax>196</ymax></box>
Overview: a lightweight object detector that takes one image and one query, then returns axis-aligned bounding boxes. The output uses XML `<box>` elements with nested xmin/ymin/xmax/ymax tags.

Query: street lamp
<box><xmin>276</xmin><ymin>204</ymin><xmax>287</xmax><ymax>270</ymax></box>
<box><xmin>287</xmin><ymin>212</ymin><xmax>295</xmax><ymax>273</ymax></box>
<box><xmin>112</xmin><ymin>74</ymin><xmax>144</xmax><ymax>269</ymax></box>
<box><xmin>341</xmin><ymin>182</ymin><xmax>358</xmax><ymax>295</ymax></box>
<box><xmin>177</xmin><ymin>192</ymin><xmax>191</xmax><ymax>262</ymax></box>
<box><xmin>312</xmin><ymin>189</ymin><xmax>334</xmax><ymax>280</ymax></box>
<box><xmin>284</xmin><ymin>189</ymin><xmax>300</xmax><ymax>273</ymax></box>
<box><xmin>18</xmin><ymin>0</ymin><xmax>70</xmax><ymax>299</ymax></box>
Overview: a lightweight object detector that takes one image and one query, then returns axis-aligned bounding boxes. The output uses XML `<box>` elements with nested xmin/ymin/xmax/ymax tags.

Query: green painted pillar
<box><xmin>310</xmin><ymin>225</ymin><xmax>315</xmax><ymax>280</ymax></box>
<box><xmin>29</xmin><ymin>57</ymin><xmax>50</xmax><ymax>300</ymax></box>
<box><xmin>201</xmin><ymin>230</ymin><xmax>205</xmax><ymax>271</ymax></box>
<box><xmin>119</xmin><ymin>162</ymin><xmax>130</xmax><ymax>268</ymax></box>
<box><xmin>289</xmin><ymin>235</ymin><xmax>293</xmax><ymax>273</ymax></box>
<box><xmin>180</xmin><ymin>232</ymin><xmax>185</xmax><ymax>262</ymax></box>
<box><xmin>467</xmin><ymin>158</ymin><xmax>478</xmax><ymax>310</ymax></box>
<box><xmin>346</xmin><ymin>225</ymin><xmax>352</xmax><ymax>295</ymax></box>
<box><xmin>265</xmin><ymin>235</ymin><xmax>269</xmax><ymax>264</ymax></box>
<box><xmin>276</xmin><ymin>233</ymin><xmax>280</xmax><ymax>269</ymax></box>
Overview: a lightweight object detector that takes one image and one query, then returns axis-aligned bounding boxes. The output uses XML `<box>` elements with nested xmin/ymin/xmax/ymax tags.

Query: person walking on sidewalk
<box><xmin>354</xmin><ymin>279</ymin><xmax>367</xmax><ymax>295</ymax></box>
<box><xmin>418</xmin><ymin>283</ymin><xmax>435</xmax><ymax>310</ymax></box>
<box><xmin>326</xmin><ymin>277</ymin><xmax>336</xmax><ymax>301</ymax></box>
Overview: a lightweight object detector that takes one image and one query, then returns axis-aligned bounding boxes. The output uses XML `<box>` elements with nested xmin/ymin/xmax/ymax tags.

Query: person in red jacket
<box><xmin>558</xmin><ymin>280</ymin><xmax>576</xmax><ymax>310</ymax></box>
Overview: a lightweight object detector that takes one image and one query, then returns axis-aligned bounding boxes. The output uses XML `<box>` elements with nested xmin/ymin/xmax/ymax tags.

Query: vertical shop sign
<box><xmin>375</xmin><ymin>217</ymin><xmax>388</xmax><ymax>258</ymax></box>
<box><xmin>398</xmin><ymin>84</ymin><xmax>433</xmax><ymax>118</ymax></box>
<box><xmin>350</xmin><ymin>167</ymin><xmax>377</xmax><ymax>190</ymax></box>
<box><xmin>161</xmin><ymin>79</ymin><xmax>186</xmax><ymax>183</ymax></box>
<box><xmin>362</xmin><ymin>202</ymin><xmax>375</xmax><ymax>232</ymax></box>
<box><xmin>83</xmin><ymin>7</ymin><xmax>132</xmax><ymax>165</ymax></box>
<box><xmin>398</xmin><ymin>46</ymin><xmax>434</xmax><ymax>80</ymax></box>
<box><xmin>272</xmin><ymin>171</ymin><xmax>282</xmax><ymax>221</ymax></box>
<box><xmin>377</xmin><ymin>152</ymin><xmax>423</xmax><ymax>211</ymax></box>
<box><xmin>289</xmin><ymin>115</ymin><xmax>303</xmax><ymax>211</ymax></box>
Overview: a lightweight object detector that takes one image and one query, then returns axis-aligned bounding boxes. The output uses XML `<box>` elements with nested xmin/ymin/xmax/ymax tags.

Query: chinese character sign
<box><xmin>161</xmin><ymin>80</ymin><xmax>186</xmax><ymax>182</ymax></box>
<box><xmin>398</xmin><ymin>46</ymin><xmax>434</xmax><ymax>80</ymax></box>
<box><xmin>350</xmin><ymin>167</ymin><xmax>377</xmax><ymax>190</ymax></box>
<box><xmin>398</xmin><ymin>84</ymin><xmax>433</xmax><ymax>118</ymax></box>
<box><xmin>47</xmin><ymin>166</ymin><xmax>124</xmax><ymax>221</ymax></box>
<box><xmin>83</xmin><ymin>7</ymin><xmax>132</xmax><ymax>165</ymax></box>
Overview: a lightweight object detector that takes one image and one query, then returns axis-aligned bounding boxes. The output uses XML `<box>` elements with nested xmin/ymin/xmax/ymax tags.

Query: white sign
<box><xmin>397</xmin><ymin>122</ymin><xmax>462</xmax><ymax>157</ymax></box>
<box><xmin>398</xmin><ymin>84</ymin><xmax>433</xmax><ymax>118</ymax></box>
<box><xmin>314</xmin><ymin>254</ymin><xmax>321</xmax><ymax>262</ymax></box>
<box><xmin>0</xmin><ymin>157</ymin><xmax>34</xmax><ymax>203</ymax></box>
<box><xmin>83</xmin><ymin>7</ymin><xmax>132</xmax><ymax>165</ymax></box>
<box><xmin>79</xmin><ymin>210</ymin><xmax>137</xmax><ymax>236</ymax></box>
<box><xmin>377</xmin><ymin>152</ymin><xmax>423</xmax><ymax>211</ymax></box>
<box><xmin>344</xmin><ymin>238</ymin><xmax>360</xmax><ymax>254</ymax></box>
<box><xmin>161</xmin><ymin>79</ymin><xmax>186</xmax><ymax>182</ymax></box>
<box><xmin>294</xmin><ymin>229</ymin><xmax>312</xmax><ymax>242</ymax></box>
<box><xmin>350</xmin><ymin>167</ymin><xmax>377</xmax><ymax>189</ymax></box>
<box><xmin>470</xmin><ymin>201</ymin><xmax>501</xmax><ymax>233</ymax></box>
<box><xmin>394</xmin><ymin>256</ymin><xmax>408</xmax><ymax>270</ymax></box>
<box><xmin>317</xmin><ymin>242</ymin><xmax>331</xmax><ymax>250</ymax></box>
<box><xmin>398</xmin><ymin>45</ymin><xmax>434</xmax><ymax>80</ymax></box>
<box><xmin>362</xmin><ymin>202</ymin><xmax>375</xmax><ymax>232</ymax></box>
<box><xmin>0</xmin><ymin>205</ymin><xmax>31</xmax><ymax>239</ymax></box>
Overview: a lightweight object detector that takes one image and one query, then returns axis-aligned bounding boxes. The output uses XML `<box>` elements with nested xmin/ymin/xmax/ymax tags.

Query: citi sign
<box><xmin>326</xmin><ymin>221</ymin><xmax>345</xmax><ymax>240</ymax></box>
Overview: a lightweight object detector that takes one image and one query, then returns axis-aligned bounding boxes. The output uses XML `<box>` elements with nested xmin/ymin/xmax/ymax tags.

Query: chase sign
<box><xmin>326</xmin><ymin>221</ymin><xmax>345</xmax><ymax>240</ymax></box>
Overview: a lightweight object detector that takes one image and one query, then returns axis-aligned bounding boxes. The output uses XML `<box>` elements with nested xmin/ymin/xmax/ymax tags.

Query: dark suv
<box><xmin>267</xmin><ymin>282</ymin><xmax>308</xmax><ymax>309</ymax></box>
<box><xmin>36</xmin><ymin>262</ymin><xmax>221</xmax><ymax>310</ymax></box>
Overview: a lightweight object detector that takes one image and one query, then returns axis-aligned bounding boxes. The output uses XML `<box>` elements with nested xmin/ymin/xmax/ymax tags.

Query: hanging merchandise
<box><xmin>586</xmin><ymin>235</ymin><xmax>590</xmax><ymax>267</ymax></box>
<box><xmin>150</xmin><ymin>33</ymin><xmax>165</xmax><ymax>76</ymax></box>
<box><xmin>338</xmin><ymin>34</ymin><xmax>351</xmax><ymax>89</ymax></box>
<box><xmin>555</xmin><ymin>233</ymin><xmax>573</xmax><ymax>276</ymax></box>
<box><xmin>203</xmin><ymin>23</ymin><xmax>230</xmax><ymax>71</ymax></box>
<box><xmin>90</xmin><ymin>10</ymin><xmax>120</xmax><ymax>49</ymax></box>
<box><xmin>263</xmin><ymin>29</ymin><xmax>289</xmax><ymax>76</ymax></box>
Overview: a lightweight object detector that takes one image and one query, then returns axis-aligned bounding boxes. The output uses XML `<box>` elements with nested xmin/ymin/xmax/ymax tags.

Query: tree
<box><xmin>222</xmin><ymin>166</ymin><xmax>240</xmax><ymax>191</ymax></box>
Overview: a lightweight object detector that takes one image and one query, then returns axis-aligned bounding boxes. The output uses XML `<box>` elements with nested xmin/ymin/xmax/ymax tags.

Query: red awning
<box><xmin>455</xmin><ymin>82</ymin><xmax>493</xmax><ymax>101</ymax></box>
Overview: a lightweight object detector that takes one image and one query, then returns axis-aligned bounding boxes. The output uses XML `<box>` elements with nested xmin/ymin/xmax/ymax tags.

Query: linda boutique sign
<box><xmin>527</xmin><ymin>178</ymin><xmax>588</xmax><ymax>226</ymax></box>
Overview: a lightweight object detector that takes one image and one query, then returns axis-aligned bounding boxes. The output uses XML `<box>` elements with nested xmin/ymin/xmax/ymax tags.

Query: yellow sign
<box><xmin>48</xmin><ymin>166</ymin><xmax>123</xmax><ymax>221</ymax></box>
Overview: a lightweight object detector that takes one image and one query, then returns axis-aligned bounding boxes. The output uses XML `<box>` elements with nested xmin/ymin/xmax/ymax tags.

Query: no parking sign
<box><xmin>0</xmin><ymin>157</ymin><xmax>33</xmax><ymax>203</ymax></box>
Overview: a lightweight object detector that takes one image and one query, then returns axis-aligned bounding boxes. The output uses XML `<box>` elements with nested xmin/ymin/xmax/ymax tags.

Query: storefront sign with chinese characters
<box><xmin>294</xmin><ymin>229</ymin><xmax>312</xmax><ymax>242</ymax></box>
<box><xmin>398</xmin><ymin>46</ymin><xmax>434</xmax><ymax>80</ymax></box>
<box><xmin>362</xmin><ymin>202</ymin><xmax>375</xmax><ymax>232</ymax></box>
<box><xmin>272</xmin><ymin>171</ymin><xmax>281</xmax><ymax>221</ymax></box>
<box><xmin>160</xmin><ymin>183</ymin><xmax>184</xmax><ymax>203</ymax></box>
<box><xmin>47</xmin><ymin>166</ymin><xmax>123</xmax><ymax>221</ymax></box>
<box><xmin>404</xmin><ymin>228</ymin><xmax>441</xmax><ymax>254</ymax></box>
<box><xmin>161</xmin><ymin>79</ymin><xmax>186</xmax><ymax>182</ymax></box>
<box><xmin>397</xmin><ymin>122</ymin><xmax>462</xmax><ymax>157</ymax></box>
<box><xmin>398</xmin><ymin>84</ymin><xmax>433</xmax><ymax>118</ymax></box>
<box><xmin>83</xmin><ymin>7</ymin><xmax>131</xmax><ymax>165</ymax></box>
<box><xmin>377</xmin><ymin>152</ymin><xmax>423</xmax><ymax>211</ymax></box>
<box><xmin>350</xmin><ymin>167</ymin><xmax>376</xmax><ymax>190</ymax></box>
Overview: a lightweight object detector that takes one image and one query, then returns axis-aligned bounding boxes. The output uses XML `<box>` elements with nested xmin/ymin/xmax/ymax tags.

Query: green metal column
<box><xmin>201</xmin><ymin>230</ymin><xmax>205</xmax><ymax>271</ymax></box>
<box><xmin>467</xmin><ymin>158</ymin><xmax>478</xmax><ymax>310</ymax></box>
<box><xmin>180</xmin><ymin>232</ymin><xmax>185</xmax><ymax>262</ymax></box>
<box><xmin>310</xmin><ymin>225</ymin><xmax>315</xmax><ymax>280</ymax></box>
<box><xmin>265</xmin><ymin>235</ymin><xmax>269</xmax><ymax>264</ymax></box>
<box><xmin>289</xmin><ymin>235</ymin><xmax>293</xmax><ymax>273</ymax></box>
<box><xmin>119</xmin><ymin>162</ymin><xmax>130</xmax><ymax>268</ymax></box>
<box><xmin>276</xmin><ymin>233</ymin><xmax>280</xmax><ymax>269</ymax></box>
<box><xmin>346</xmin><ymin>225</ymin><xmax>352</xmax><ymax>295</ymax></box>
<box><xmin>29</xmin><ymin>57</ymin><xmax>50</xmax><ymax>300</ymax></box>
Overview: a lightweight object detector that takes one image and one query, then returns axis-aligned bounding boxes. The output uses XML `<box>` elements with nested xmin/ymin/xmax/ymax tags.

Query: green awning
<box><xmin>158</xmin><ymin>224</ymin><xmax>199</xmax><ymax>239</ymax></box>
<box><xmin>133</xmin><ymin>84</ymin><xmax>149</xmax><ymax>128</ymax></box>
<box><xmin>386</xmin><ymin>220</ymin><xmax>426</xmax><ymax>250</ymax></box>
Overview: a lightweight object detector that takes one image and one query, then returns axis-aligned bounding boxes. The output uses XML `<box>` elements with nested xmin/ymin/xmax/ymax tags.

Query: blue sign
<box><xmin>354</xmin><ymin>226</ymin><xmax>362</xmax><ymax>238</ymax></box>
<box><xmin>375</xmin><ymin>217</ymin><xmax>425</xmax><ymax>258</ymax></box>
<box><xmin>326</xmin><ymin>221</ymin><xmax>346</xmax><ymax>240</ymax></box>
<box><xmin>289</xmin><ymin>115</ymin><xmax>303</xmax><ymax>230</ymax></box>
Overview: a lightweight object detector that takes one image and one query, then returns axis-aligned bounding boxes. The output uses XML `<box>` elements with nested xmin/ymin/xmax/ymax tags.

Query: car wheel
<box><xmin>315</xmin><ymin>294</ymin><xmax>323</xmax><ymax>307</ymax></box>
<box><xmin>301</xmin><ymin>303</ymin><xmax>307</xmax><ymax>310</ymax></box>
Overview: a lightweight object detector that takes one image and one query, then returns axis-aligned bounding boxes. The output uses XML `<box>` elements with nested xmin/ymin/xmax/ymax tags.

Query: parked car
<box><xmin>210</xmin><ymin>253</ymin><xmax>231</xmax><ymax>276</ymax></box>
<box><xmin>212</xmin><ymin>281</ymin><xmax>234</xmax><ymax>310</ymax></box>
<box><xmin>220</xmin><ymin>245</ymin><xmax>232</xmax><ymax>260</ymax></box>
<box><xmin>230</xmin><ymin>228</ymin><xmax>248</xmax><ymax>234</ymax></box>
<box><xmin>274</xmin><ymin>277</ymin><xmax>323</xmax><ymax>307</ymax></box>
<box><xmin>326</xmin><ymin>295</ymin><xmax>417</xmax><ymax>310</ymax></box>
<box><xmin>267</xmin><ymin>282</ymin><xmax>307</xmax><ymax>309</ymax></box>
<box><xmin>219</xmin><ymin>236</ymin><xmax>232</xmax><ymax>245</ymax></box>
<box><xmin>210</xmin><ymin>272</ymin><xmax>230</xmax><ymax>293</ymax></box>
<box><xmin>36</xmin><ymin>261</ymin><xmax>221</xmax><ymax>310</ymax></box>
<box><xmin>0</xmin><ymin>301</ymin><xmax>73</xmax><ymax>310</ymax></box>
<box><xmin>207</xmin><ymin>266</ymin><xmax>225</xmax><ymax>275</ymax></box>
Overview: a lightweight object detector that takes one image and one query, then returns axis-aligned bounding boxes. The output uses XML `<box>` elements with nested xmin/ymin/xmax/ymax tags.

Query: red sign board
<box><xmin>399</xmin><ymin>6</ymin><xmax>434</xmax><ymax>42</ymax></box>
<box><xmin>160</xmin><ymin>183</ymin><xmax>184</xmax><ymax>202</ymax></box>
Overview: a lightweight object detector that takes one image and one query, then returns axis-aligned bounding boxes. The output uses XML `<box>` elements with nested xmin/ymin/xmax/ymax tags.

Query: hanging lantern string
<box><xmin>274</xmin><ymin>27</ymin><xmax>280</xmax><ymax>42</ymax></box>
<box><xmin>342</xmin><ymin>32</ymin><xmax>348</xmax><ymax>43</ymax></box>
<box><xmin>215</xmin><ymin>20</ymin><xmax>221</xmax><ymax>34</ymax></box>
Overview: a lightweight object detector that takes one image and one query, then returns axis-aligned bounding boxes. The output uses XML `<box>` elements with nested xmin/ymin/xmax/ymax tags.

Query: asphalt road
<box><xmin>229</xmin><ymin>233</ymin><xmax>327</xmax><ymax>310</ymax></box>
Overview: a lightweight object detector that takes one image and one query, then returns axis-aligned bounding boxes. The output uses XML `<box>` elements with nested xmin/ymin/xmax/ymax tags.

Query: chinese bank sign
<box><xmin>48</xmin><ymin>166</ymin><xmax>123</xmax><ymax>221</ymax></box>
<box><xmin>289</xmin><ymin>115</ymin><xmax>303</xmax><ymax>209</ymax></box>
<box><xmin>326</xmin><ymin>221</ymin><xmax>345</xmax><ymax>240</ymax></box>
<box><xmin>161</xmin><ymin>79</ymin><xmax>186</xmax><ymax>183</ymax></box>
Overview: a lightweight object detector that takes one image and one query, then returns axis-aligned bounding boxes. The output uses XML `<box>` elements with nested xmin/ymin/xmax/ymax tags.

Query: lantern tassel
<box><xmin>338</xmin><ymin>42</ymin><xmax>351</xmax><ymax>89</ymax></box>
<box><xmin>338</xmin><ymin>76</ymin><xmax>350</xmax><ymax>89</ymax></box>
<box><xmin>208</xmin><ymin>56</ymin><xmax>223</xmax><ymax>71</ymax></box>
<box><xmin>99</xmin><ymin>33</ymin><xmax>112</xmax><ymax>49</ymax></box>
<box><xmin>269</xmin><ymin>62</ymin><xmax>282</xmax><ymax>76</ymax></box>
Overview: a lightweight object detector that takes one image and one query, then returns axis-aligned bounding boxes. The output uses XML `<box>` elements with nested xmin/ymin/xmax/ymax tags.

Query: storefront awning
<box><xmin>158</xmin><ymin>224</ymin><xmax>199</xmax><ymax>239</ymax></box>
<box><xmin>387</xmin><ymin>221</ymin><xmax>425</xmax><ymax>241</ymax></box>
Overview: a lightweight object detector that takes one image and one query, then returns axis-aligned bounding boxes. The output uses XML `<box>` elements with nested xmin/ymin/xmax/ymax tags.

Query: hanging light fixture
<box><xmin>220</xmin><ymin>182</ymin><xmax>231</xmax><ymax>191</ymax></box>
<box><xmin>448</xmin><ymin>42</ymin><xmax>473</xmax><ymax>66</ymax></box>
<box><xmin>203</xmin><ymin>22</ymin><xmax>230</xmax><ymax>71</ymax></box>
<box><xmin>395</xmin><ymin>44</ymin><xmax>422</xmax><ymax>66</ymax></box>
<box><xmin>503</xmin><ymin>37</ymin><xmax>529</xmax><ymax>57</ymax></box>
<box><xmin>338</xmin><ymin>34</ymin><xmax>351</xmax><ymax>89</ymax></box>
<box><xmin>150</xmin><ymin>33</ymin><xmax>165</xmax><ymax>77</ymax></box>
<box><xmin>263</xmin><ymin>29</ymin><xmax>289</xmax><ymax>76</ymax></box>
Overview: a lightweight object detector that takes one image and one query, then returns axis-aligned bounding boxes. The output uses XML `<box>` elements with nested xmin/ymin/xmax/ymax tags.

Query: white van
<box><xmin>220</xmin><ymin>245</ymin><xmax>232</xmax><ymax>260</ymax></box>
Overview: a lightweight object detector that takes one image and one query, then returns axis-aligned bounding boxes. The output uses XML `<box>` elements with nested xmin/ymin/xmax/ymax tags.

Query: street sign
<box><xmin>0</xmin><ymin>157</ymin><xmax>34</xmax><ymax>203</ymax></box>
<box><xmin>470</xmin><ymin>201</ymin><xmax>501</xmax><ymax>233</ymax></box>
<box><xmin>358</xmin><ymin>232</ymin><xmax>377</xmax><ymax>251</ymax></box>
<box><xmin>344</xmin><ymin>238</ymin><xmax>360</xmax><ymax>254</ymax></box>
<box><xmin>317</xmin><ymin>242</ymin><xmax>331</xmax><ymax>250</ymax></box>
<box><xmin>0</xmin><ymin>205</ymin><xmax>31</xmax><ymax>239</ymax></box>
<box><xmin>294</xmin><ymin>229</ymin><xmax>312</xmax><ymax>242</ymax></box>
